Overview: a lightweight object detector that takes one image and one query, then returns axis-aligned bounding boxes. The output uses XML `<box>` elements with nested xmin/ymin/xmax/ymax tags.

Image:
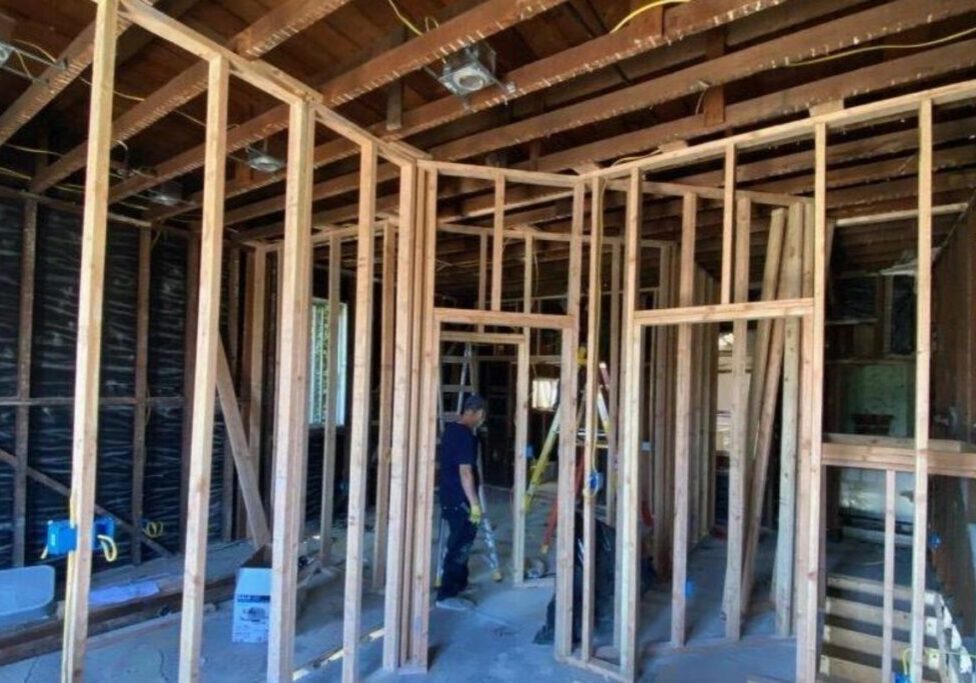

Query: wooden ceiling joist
<box><xmin>102</xmin><ymin>0</ymin><xmax>571</xmax><ymax>204</ymax></box>
<box><xmin>0</xmin><ymin>0</ymin><xmax>161</xmax><ymax>147</ymax></box>
<box><xmin>225</xmin><ymin>0</ymin><xmax>976</xmax><ymax>235</ymax></box>
<box><xmin>147</xmin><ymin>0</ymin><xmax>784</xmax><ymax>223</ymax></box>
<box><xmin>29</xmin><ymin>0</ymin><xmax>353</xmax><ymax>194</ymax></box>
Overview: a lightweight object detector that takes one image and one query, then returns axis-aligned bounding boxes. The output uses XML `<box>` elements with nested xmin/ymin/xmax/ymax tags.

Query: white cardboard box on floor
<box><xmin>232</xmin><ymin>563</ymin><xmax>271</xmax><ymax>643</ymax></box>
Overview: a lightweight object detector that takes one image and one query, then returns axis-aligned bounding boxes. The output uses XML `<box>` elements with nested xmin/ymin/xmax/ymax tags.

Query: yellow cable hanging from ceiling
<box><xmin>610</xmin><ymin>0</ymin><xmax>691</xmax><ymax>34</ymax></box>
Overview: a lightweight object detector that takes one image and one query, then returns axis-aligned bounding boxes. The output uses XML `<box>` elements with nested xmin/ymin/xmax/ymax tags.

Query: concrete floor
<box><xmin>0</xmin><ymin>484</ymin><xmax>799</xmax><ymax>682</ymax></box>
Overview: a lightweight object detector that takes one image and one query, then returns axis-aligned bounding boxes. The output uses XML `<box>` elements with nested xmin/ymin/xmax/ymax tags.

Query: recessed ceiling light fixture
<box><xmin>246</xmin><ymin>145</ymin><xmax>286</xmax><ymax>174</ymax></box>
<box><xmin>145</xmin><ymin>180</ymin><xmax>183</xmax><ymax>207</ymax></box>
<box><xmin>434</xmin><ymin>43</ymin><xmax>514</xmax><ymax>101</ymax></box>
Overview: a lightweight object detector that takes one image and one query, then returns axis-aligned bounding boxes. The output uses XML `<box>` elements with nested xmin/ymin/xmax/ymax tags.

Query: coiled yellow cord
<box><xmin>97</xmin><ymin>535</ymin><xmax>118</xmax><ymax>563</ymax></box>
<box><xmin>143</xmin><ymin>520</ymin><xmax>165</xmax><ymax>538</ymax></box>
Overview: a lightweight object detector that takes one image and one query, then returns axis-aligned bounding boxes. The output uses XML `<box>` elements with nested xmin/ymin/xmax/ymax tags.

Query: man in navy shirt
<box><xmin>436</xmin><ymin>394</ymin><xmax>487</xmax><ymax>611</ymax></box>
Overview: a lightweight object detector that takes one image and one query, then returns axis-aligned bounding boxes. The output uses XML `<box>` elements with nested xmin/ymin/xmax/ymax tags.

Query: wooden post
<box><xmin>341</xmin><ymin>141</ymin><xmax>378</xmax><ymax>683</ymax></box>
<box><xmin>60</xmin><ymin>1</ymin><xmax>119</xmax><ymax>678</ymax></box>
<box><xmin>671</xmin><ymin>192</ymin><xmax>697</xmax><ymax>647</ymax></box>
<box><xmin>177</xmin><ymin>55</ymin><xmax>229</xmax><ymax>683</ymax></box>
<box><xmin>319</xmin><ymin>236</ymin><xmax>341</xmax><ymax>564</ymax></box>
<box><xmin>553</xmin><ymin>182</ymin><xmax>583</xmax><ymax>661</ymax></box>
<box><xmin>909</xmin><ymin>98</ymin><xmax>933</xmax><ymax>683</ymax></box>
<box><xmin>372</xmin><ymin>222</ymin><xmax>396</xmax><ymax>590</ymax></box>
<box><xmin>382</xmin><ymin>163</ymin><xmax>418</xmax><ymax>671</ymax></box>
<box><xmin>723</xmin><ymin>197</ymin><xmax>750</xmax><ymax>642</ymax></box>
<box><xmin>267</xmin><ymin>99</ymin><xmax>314</xmax><ymax>683</ymax></box>
<box><xmin>131</xmin><ymin>228</ymin><xmax>151</xmax><ymax>564</ymax></box>
<box><xmin>13</xmin><ymin>200</ymin><xmax>36</xmax><ymax>567</ymax></box>
<box><xmin>580</xmin><ymin>178</ymin><xmax>603</xmax><ymax>660</ymax></box>
<box><xmin>618</xmin><ymin>169</ymin><xmax>642</xmax><ymax>678</ymax></box>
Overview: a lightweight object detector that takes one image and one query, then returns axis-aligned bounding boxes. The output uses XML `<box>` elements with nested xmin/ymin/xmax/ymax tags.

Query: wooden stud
<box><xmin>774</xmin><ymin>204</ymin><xmax>803</xmax><ymax>636</ymax></box>
<box><xmin>512</xmin><ymin>234</ymin><xmax>533</xmax><ymax>587</ymax></box>
<box><xmin>721</xmin><ymin>144</ymin><xmax>736</xmax><ymax>304</ymax></box>
<box><xmin>222</xmin><ymin>249</ymin><xmax>241</xmax><ymax>542</ymax></box>
<box><xmin>180</xmin><ymin>234</ymin><xmax>200</xmax><ymax>545</ymax></box>
<box><xmin>491</xmin><ymin>175</ymin><xmax>505</xmax><ymax>311</ymax></box>
<box><xmin>176</xmin><ymin>55</ymin><xmax>230</xmax><ymax>683</ymax></box>
<box><xmin>341</xmin><ymin>141</ymin><xmax>379</xmax><ymax>682</ymax></box>
<box><xmin>618</xmin><ymin>169</ymin><xmax>642</xmax><ymax>678</ymax></box>
<box><xmin>797</xmin><ymin>122</ymin><xmax>828</xmax><ymax>683</ymax></box>
<box><xmin>318</xmin><ymin>237</ymin><xmax>341</xmax><ymax>565</ymax></box>
<box><xmin>130</xmin><ymin>228</ymin><xmax>151</xmax><ymax>564</ymax></box>
<box><xmin>60</xmin><ymin>1</ymin><xmax>120</xmax><ymax>678</ymax></box>
<box><xmin>243</xmin><ymin>247</ymin><xmax>267</xmax><ymax>543</ymax></box>
<box><xmin>671</xmin><ymin>193</ymin><xmax>697</xmax><ymax>647</ymax></box>
<box><xmin>382</xmin><ymin>163</ymin><xmax>418</xmax><ymax>671</ymax></box>
<box><xmin>581</xmin><ymin>178</ymin><xmax>604</xmax><ymax>660</ymax></box>
<box><xmin>267</xmin><ymin>99</ymin><xmax>315</xmax><ymax>683</ymax></box>
<box><xmin>910</xmin><ymin>98</ymin><xmax>933</xmax><ymax>683</ymax></box>
<box><xmin>372</xmin><ymin>223</ymin><xmax>396</xmax><ymax>590</ymax></box>
<box><xmin>553</xmin><ymin>182</ymin><xmax>584</xmax><ymax>661</ymax></box>
<box><xmin>12</xmin><ymin>200</ymin><xmax>36</xmax><ymax>567</ymax></box>
<box><xmin>881</xmin><ymin>468</ymin><xmax>896</xmax><ymax>682</ymax></box>
<box><xmin>723</xmin><ymin>197</ymin><xmax>750</xmax><ymax>642</ymax></box>
<box><xmin>607</xmin><ymin>240</ymin><xmax>622</xmax><ymax>525</ymax></box>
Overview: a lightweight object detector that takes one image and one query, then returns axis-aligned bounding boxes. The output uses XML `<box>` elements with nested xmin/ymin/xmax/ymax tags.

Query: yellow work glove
<box><xmin>468</xmin><ymin>504</ymin><xmax>483</xmax><ymax>525</ymax></box>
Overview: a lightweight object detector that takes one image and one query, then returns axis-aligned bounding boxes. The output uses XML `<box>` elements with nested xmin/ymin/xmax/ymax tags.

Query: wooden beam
<box><xmin>0</xmin><ymin>1</ymin><xmax>158</xmax><ymax>147</ymax></box>
<box><xmin>671</xmin><ymin>193</ymin><xmax>697</xmax><ymax>647</ymax></box>
<box><xmin>222</xmin><ymin>249</ymin><xmax>240</xmax><ymax>542</ymax></box>
<box><xmin>130</xmin><ymin>227</ymin><xmax>150</xmax><ymax>565</ymax></box>
<box><xmin>230</xmin><ymin>0</ymin><xmax>353</xmax><ymax>57</ymax></box>
<box><xmin>881</xmin><ymin>469</ymin><xmax>896</xmax><ymax>683</ymax></box>
<box><xmin>427</xmin><ymin>0</ymin><xmax>974</xmax><ymax>164</ymax></box>
<box><xmin>267</xmin><ymin>99</ymin><xmax>315</xmax><ymax>683</ymax></box>
<box><xmin>513</xmin><ymin>233</ymin><xmax>532</xmax><ymax>588</ymax></box>
<box><xmin>12</xmin><ymin>200</ymin><xmax>36</xmax><ymax>567</ymax></box>
<box><xmin>105</xmin><ymin>0</ymin><xmax>565</xmax><ymax>205</ymax></box>
<box><xmin>60</xmin><ymin>1</ymin><xmax>119</xmax><ymax>677</ymax></box>
<box><xmin>909</xmin><ymin>98</ymin><xmax>933</xmax><ymax>683</ymax></box>
<box><xmin>215</xmin><ymin>339</ymin><xmax>271</xmax><ymax>547</ymax></box>
<box><xmin>342</xmin><ymin>141</ymin><xmax>378</xmax><ymax>683</ymax></box>
<box><xmin>177</xmin><ymin>54</ymin><xmax>229</xmax><ymax>683</ymax></box>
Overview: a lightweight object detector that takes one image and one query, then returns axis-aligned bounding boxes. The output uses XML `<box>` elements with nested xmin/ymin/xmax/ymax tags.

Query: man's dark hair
<box><xmin>461</xmin><ymin>394</ymin><xmax>486</xmax><ymax>414</ymax></box>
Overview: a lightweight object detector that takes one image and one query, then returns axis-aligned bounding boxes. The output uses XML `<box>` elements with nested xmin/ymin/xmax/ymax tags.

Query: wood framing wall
<box><xmin>12</xmin><ymin>2</ymin><xmax>975</xmax><ymax>680</ymax></box>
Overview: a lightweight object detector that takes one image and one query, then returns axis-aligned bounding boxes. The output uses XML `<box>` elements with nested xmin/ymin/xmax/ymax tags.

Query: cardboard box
<box><xmin>232</xmin><ymin>558</ymin><xmax>271</xmax><ymax>643</ymax></box>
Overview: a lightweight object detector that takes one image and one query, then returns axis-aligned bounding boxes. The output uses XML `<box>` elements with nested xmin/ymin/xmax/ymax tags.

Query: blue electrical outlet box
<box><xmin>44</xmin><ymin>516</ymin><xmax>116</xmax><ymax>558</ymax></box>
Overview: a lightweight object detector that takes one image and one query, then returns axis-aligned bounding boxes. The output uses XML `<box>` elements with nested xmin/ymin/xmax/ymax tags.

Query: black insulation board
<box><xmin>0</xmin><ymin>199</ymin><xmax>231</xmax><ymax>571</ymax></box>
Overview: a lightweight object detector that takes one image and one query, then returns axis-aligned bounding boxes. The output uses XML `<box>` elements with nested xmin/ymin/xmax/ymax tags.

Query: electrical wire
<box><xmin>610</xmin><ymin>0</ymin><xmax>691</xmax><ymax>34</ymax></box>
<box><xmin>11</xmin><ymin>38</ymin><xmax>208</xmax><ymax>128</ymax></box>
<box><xmin>97</xmin><ymin>534</ymin><xmax>118</xmax><ymax>562</ymax></box>
<box><xmin>387</xmin><ymin>0</ymin><xmax>424</xmax><ymax>37</ymax></box>
<box><xmin>786</xmin><ymin>25</ymin><xmax>976</xmax><ymax>67</ymax></box>
<box><xmin>3</xmin><ymin>143</ymin><xmax>61</xmax><ymax>157</ymax></box>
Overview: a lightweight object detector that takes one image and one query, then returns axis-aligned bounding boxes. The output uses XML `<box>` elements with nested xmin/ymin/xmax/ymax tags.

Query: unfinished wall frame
<box><xmin>51</xmin><ymin>2</ymin><xmax>976</xmax><ymax>679</ymax></box>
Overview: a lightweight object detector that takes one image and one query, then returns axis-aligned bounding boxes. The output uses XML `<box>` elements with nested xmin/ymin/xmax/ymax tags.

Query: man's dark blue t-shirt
<box><xmin>438</xmin><ymin>422</ymin><xmax>479</xmax><ymax>509</ymax></box>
